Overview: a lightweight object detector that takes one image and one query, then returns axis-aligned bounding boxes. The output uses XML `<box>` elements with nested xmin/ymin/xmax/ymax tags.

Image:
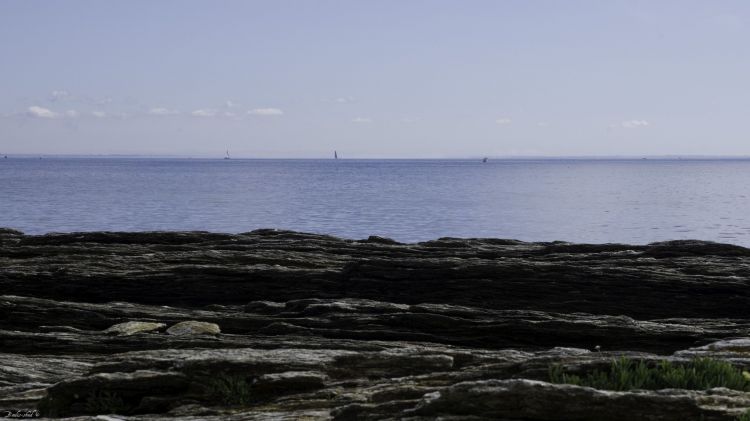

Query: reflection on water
<box><xmin>1</xmin><ymin>158</ymin><xmax>750</xmax><ymax>245</ymax></box>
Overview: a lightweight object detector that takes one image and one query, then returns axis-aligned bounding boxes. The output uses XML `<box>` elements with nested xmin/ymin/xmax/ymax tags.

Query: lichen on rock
<box><xmin>166</xmin><ymin>321</ymin><xmax>221</xmax><ymax>336</ymax></box>
<box><xmin>104</xmin><ymin>321</ymin><xmax>166</xmax><ymax>336</ymax></box>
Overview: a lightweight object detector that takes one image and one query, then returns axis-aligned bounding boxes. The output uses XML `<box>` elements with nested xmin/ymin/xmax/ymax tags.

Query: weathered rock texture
<box><xmin>2</xmin><ymin>228</ymin><xmax>750</xmax><ymax>419</ymax></box>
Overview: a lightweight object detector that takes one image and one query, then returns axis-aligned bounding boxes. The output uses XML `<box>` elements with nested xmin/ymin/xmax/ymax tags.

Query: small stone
<box><xmin>166</xmin><ymin>321</ymin><xmax>220</xmax><ymax>336</ymax></box>
<box><xmin>103</xmin><ymin>321</ymin><xmax>165</xmax><ymax>336</ymax></box>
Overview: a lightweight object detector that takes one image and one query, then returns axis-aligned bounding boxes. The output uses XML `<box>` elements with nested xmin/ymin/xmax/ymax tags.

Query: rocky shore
<box><xmin>2</xmin><ymin>228</ymin><xmax>750</xmax><ymax>419</ymax></box>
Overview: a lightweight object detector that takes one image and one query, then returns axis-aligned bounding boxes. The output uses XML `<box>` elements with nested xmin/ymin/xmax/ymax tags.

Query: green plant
<box><xmin>737</xmin><ymin>409</ymin><xmax>750</xmax><ymax>421</ymax></box>
<box><xmin>83</xmin><ymin>390</ymin><xmax>127</xmax><ymax>414</ymax></box>
<box><xmin>205</xmin><ymin>374</ymin><xmax>253</xmax><ymax>406</ymax></box>
<box><xmin>549</xmin><ymin>357</ymin><xmax>750</xmax><ymax>392</ymax></box>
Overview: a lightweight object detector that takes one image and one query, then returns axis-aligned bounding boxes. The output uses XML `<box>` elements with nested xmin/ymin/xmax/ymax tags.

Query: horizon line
<box><xmin>4</xmin><ymin>153</ymin><xmax>750</xmax><ymax>160</ymax></box>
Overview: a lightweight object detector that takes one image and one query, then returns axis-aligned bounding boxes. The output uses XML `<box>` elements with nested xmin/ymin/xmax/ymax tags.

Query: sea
<box><xmin>1</xmin><ymin>157</ymin><xmax>750</xmax><ymax>246</ymax></box>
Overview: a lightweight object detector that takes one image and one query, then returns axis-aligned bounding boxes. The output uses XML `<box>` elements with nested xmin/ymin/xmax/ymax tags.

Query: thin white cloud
<box><xmin>248</xmin><ymin>108</ymin><xmax>283</xmax><ymax>116</ymax></box>
<box><xmin>225</xmin><ymin>100</ymin><xmax>238</xmax><ymax>108</ymax></box>
<box><xmin>17</xmin><ymin>106</ymin><xmax>78</xmax><ymax>119</ymax></box>
<box><xmin>27</xmin><ymin>106</ymin><xmax>59</xmax><ymax>119</ymax></box>
<box><xmin>496</xmin><ymin>118</ymin><xmax>512</xmax><ymax>125</ymax></box>
<box><xmin>619</xmin><ymin>119</ymin><xmax>650</xmax><ymax>129</ymax></box>
<box><xmin>149</xmin><ymin>107</ymin><xmax>180</xmax><ymax>116</ymax></box>
<box><xmin>352</xmin><ymin>117</ymin><xmax>372</xmax><ymax>123</ymax></box>
<box><xmin>191</xmin><ymin>109</ymin><xmax>218</xmax><ymax>117</ymax></box>
<box><xmin>537</xmin><ymin>122</ymin><xmax>550</xmax><ymax>127</ymax></box>
<box><xmin>321</xmin><ymin>96</ymin><xmax>355</xmax><ymax>104</ymax></box>
<box><xmin>91</xmin><ymin>111</ymin><xmax>107</xmax><ymax>118</ymax></box>
<box><xmin>50</xmin><ymin>90</ymin><xmax>71</xmax><ymax>101</ymax></box>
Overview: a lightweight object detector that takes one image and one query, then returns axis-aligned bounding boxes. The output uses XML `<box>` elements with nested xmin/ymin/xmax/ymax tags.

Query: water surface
<box><xmin>1</xmin><ymin>158</ymin><xmax>749</xmax><ymax>245</ymax></box>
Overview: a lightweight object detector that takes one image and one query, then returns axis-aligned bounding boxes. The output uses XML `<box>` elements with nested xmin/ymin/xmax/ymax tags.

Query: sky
<box><xmin>1</xmin><ymin>0</ymin><xmax>749</xmax><ymax>158</ymax></box>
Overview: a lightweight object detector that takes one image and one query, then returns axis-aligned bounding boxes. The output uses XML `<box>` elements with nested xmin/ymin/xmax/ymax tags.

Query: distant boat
<box><xmin>334</xmin><ymin>150</ymin><xmax>338</xmax><ymax>160</ymax></box>
<box><xmin>224</xmin><ymin>150</ymin><xmax>231</xmax><ymax>160</ymax></box>
<box><xmin>482</xmin><ymin>157</ymin><xmax>488</xmax><ymax>163</ymax></box>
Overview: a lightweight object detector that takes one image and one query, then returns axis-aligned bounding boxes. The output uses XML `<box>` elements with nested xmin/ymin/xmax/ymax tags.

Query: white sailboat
<box><xmin>224</xmin><ymin>150</ymin><xmax>231</xmax><ymax>160</ymax></box>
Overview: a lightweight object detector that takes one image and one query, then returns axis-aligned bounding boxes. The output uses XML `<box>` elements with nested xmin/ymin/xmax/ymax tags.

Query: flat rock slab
<box><xmin>402</xmin><ymin>379</ymin><xmax>750</xmax><ymax>421</ymax></box>
<box><xmin>2</xmin><ymin>229</ymin><xmax>750</xmax><ymax>319</ymax></box>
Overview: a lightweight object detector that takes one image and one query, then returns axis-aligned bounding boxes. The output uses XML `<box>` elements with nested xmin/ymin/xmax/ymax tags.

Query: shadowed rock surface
<box><xmin>2</xmin><ymin>228</ymin><xmax>750</xmax><ymax>419</ymax></box>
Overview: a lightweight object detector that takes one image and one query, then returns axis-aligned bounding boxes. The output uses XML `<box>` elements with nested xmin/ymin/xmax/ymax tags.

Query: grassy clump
<box><xmin>83</xmin><ymin>390</ymin><xmax>127</xmax><ymax>414</ymax></box>
<box><xmin>549</xmin><ymin>357</ymin><xmax>750</xmax><ymax>392</ymax></box>
<box><xmin>205</xmin><ymin>374</ymin><xmax>253</xmax><ymax>406</ymax></box>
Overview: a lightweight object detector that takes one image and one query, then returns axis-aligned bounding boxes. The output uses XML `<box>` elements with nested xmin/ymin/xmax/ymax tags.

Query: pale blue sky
<box><xmin>1</xmin><ymin>1</ymin><xmax>749</xmax><ymax>157</ymax></box>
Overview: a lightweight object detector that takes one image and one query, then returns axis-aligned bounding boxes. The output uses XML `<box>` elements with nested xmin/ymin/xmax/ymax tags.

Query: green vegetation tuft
<box><xmin>83</xmin><ymin>390</ymin><xmax>127</xmax><ymax>414</ymax></box>
<box><xmin>738</xmin><ymin>411</ymin><xmax>750</xmax><ymax>421</ymax></box>
<box><xmin>549</xmin><ymin>357</ymin><xmax>750</xmax><ymax>392</ymax></box>
<box><xmin>205</xmin><ymin>374</ymin><xmax>253</xmax><ymax>406</ymax></box>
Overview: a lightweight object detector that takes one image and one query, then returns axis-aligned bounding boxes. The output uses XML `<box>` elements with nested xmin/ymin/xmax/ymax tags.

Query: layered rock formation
<box><xmin>2</xmin><ymin>228</ymin><xmax>750</xmax><ymax>419</ymax></box>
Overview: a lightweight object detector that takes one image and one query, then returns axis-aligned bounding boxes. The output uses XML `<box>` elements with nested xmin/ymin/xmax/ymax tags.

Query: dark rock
<box><xmin>404</xmin><ymin>379</ymin><xmax>750</xmax><ymax>420</ymax></box>
<box><xmin>2</xmin><ymin>230</ymin><xmax>750</xmax><ymax>319</ymax></box>
<box><xmin>3</xmin><ymin>229</ymin><xmax>750</xmax><ymax>419</ymax></box>
<box><xmin>360</xmin><ymin>236</ymin><xmax>401</xmax><ymax>245</ymax></box>
<box><xmin>39</xmin><ymin>370</ymin><xmax>190</xmax><ymax>417</ymax></box>
<box><xmin>252</xmin><ymin>371</ymin><xmax>327</xmax><ymax>396</ymax></box>
<box><xmin>243</xmin><ymin>300</ymin><xmax>285</xmax><ymax>314</ymax></box>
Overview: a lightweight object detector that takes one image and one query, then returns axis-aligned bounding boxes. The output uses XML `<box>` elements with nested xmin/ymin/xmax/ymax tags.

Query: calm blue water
<box><xmin>1</xmin><ymin>158</ymin><xmax>750</xmax><ymax>245</ymax></box>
